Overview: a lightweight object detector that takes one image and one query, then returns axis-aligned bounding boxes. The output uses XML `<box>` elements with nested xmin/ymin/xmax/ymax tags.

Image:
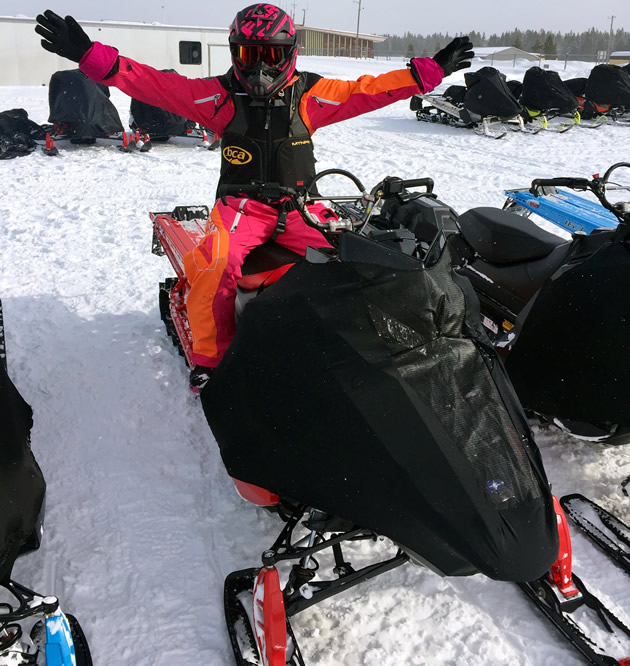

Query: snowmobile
<box><xmin>0</xmin><ymin>299</ymin><xmax>92</xmax><ymax>666</ymax></box>
<box><xmin>128</xmin><ymin>70</ymin><xmax>219</xmax><ymax>152</ymax></box>
<box><xmin>151</xmin><ymin>171</ymin><xmax>630</xmax><ymax>665</ymax></box>
<box><xmin>44</xmin><ymin>69</ymin><xmax>124</xmax><ymax>146</ymax></box>
<box><xmin>583</xmin><ymin>64</ymin><xmax>630</xmax><ymax>124</ymax></box>
<box><xmin>411</xmin><ymin>66</ymin><xmax>524</xmax><ymax>139</ymax></box>
<box><xmin>518</xmin><ymin>66</ymin><xmax>581</xmax><ymax>133</ymax></box>
<box><xmin>446</xmin><ymin>163</ymin><xmax>630</xmax><ymax>445</ymax></box>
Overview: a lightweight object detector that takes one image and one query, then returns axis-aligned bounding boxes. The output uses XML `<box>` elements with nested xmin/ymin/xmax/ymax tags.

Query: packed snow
<box><xmin>2</xmin><ymin>54</ymin><xmax>630</xmax><ymax>665</ymax></box>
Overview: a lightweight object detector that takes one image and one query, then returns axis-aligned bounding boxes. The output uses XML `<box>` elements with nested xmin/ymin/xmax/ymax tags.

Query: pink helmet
<box><xmin>229</xmin><ymin>4</ymin><xmax>298</xmax><ymax>101</ymax></box>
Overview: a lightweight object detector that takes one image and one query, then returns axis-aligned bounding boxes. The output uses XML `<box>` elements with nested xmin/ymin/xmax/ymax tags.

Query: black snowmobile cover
<box><xmin>507</xmin><ymin>234</ymin><xmax>630</xmax><ymax>426</ymax></box>
<box><xmin>462</xmin><ymin>67</ymin><xmax>522</xmax><ymax>120</ymax></box>
<box><xmin>202</xmin><ymin>234</ymin><xmax>558</xmax><ymax>582</ymax></box>
<box><xmin>564</xmin><ymin>77</ymin><xmax>587</xmax><ymax>97</ymax></box>
<box><xmin>0</xmin><ymin>359</ymin><xmax>46</xmax><ymax>582</ymax></box>
<box><xmin>506</xmin><ymin>79</ymin><xmax>523</xmax><ymax>100</ymax></box>
<box><xmin>443</xmin><ymin>85</ymin><xmax>466</xmax><ymax>105</ymax></box>
<box><xmin>129</xmin><ymin>70</ymin><xmax>196</xmax><ymax>138</ymax></box>
<box><xmin>0</xmin><ymin>108</ymin><xmax>46</xmax><ymax>160</ymax></box>
<box><xmin>585</xmin><ymin>64</ymin><xmax>630</xmax><ymax>106</ymax></box>
<box><xmin>48</xmin><ymin>69</ymin><xmax>123</xmax><ymax>138</ymax></box>
<box><xmin>520</xmin><ymin>67</ymin><xmax>578</xmax><ymax>114</ymax></box>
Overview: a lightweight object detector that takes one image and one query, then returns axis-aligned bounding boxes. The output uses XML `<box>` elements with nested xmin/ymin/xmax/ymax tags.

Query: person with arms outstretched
<box><xmin>35</xmin><ymin>5</ymin><xmax>474</xmax><ymax>389</ymax></box>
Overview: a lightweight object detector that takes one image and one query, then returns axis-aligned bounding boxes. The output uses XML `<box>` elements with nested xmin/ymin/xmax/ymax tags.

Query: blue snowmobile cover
<box><xmin>202</xmin><ymin>233</ymin><xmax>559</xmax><ymax>582</ymax></box>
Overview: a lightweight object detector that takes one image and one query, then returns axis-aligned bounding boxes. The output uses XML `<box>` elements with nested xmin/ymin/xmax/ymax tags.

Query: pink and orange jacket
<box><xmin>79</xmin><ymin>42</ymin><xmax>444</xmax><ymax>136</ymax></box>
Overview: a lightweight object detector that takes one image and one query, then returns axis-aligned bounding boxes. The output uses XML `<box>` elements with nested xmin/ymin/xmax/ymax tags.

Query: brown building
<box><xmin>296</xmin><ymin>25</ymin><xmax>387</xmax><ymax>58</ymax></box>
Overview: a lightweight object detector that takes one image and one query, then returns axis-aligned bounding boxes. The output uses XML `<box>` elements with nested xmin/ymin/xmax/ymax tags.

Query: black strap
<box><xmin>271</xmin><ymin>201</ymin><xmax>288</xmax><ymax>240</ymax></box>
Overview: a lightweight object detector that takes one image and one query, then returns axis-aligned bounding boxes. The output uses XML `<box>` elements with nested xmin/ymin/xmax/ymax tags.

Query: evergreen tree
<box><xmin>406</xmin><ymin>43</ymin><xmax>415</xmax><ymax>59</ymax></box>
<box><xmin>543</xmin><ymin>34</ymin><xmax>557</xmax><ymax>58</ymax></box>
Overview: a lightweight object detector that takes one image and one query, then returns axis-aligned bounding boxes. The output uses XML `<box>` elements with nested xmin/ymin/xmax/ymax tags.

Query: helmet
<box><xmin>229</xmin><ymin>4</ymin><xmax>297</xmax><ymax>101</ymax></box>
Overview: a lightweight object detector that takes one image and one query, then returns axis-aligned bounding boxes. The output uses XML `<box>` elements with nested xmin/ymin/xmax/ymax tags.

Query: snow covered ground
<box><xmin>2</xmin><ymin>54</ymin><xmax>630</xmax><ymax>665</ymax></box>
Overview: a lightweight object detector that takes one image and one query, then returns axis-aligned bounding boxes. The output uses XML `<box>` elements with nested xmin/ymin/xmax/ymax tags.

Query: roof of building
<box><xmin>296</xmin><ymin>24</ymin><xmax>387</xmax><ymax>42</ymax></box>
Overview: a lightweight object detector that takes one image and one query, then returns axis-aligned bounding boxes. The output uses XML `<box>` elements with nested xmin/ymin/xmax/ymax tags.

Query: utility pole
<box><xmin>354</xmin><ymin>0</ymin><xmax>363</xmax><ymax>59</ymax></box>
<box><xmin>607</xmin><ymin>15</ymin><xmax>615</xmax><ymax>62</ymax></box>
<box><xmin>291</xmin><ymin>0</ymin><xmax>297</xmax><ymax>21</ymax></box>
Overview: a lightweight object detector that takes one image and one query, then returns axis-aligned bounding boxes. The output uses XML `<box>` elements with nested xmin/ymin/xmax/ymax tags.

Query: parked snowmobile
<box><xmin>411</xmin><ymin>67</ymin><xmax>523</xmax><ymax>139</ymax></box>
<box><xmin>446</xmin><ymin>163</ymin><xmax>630</xmax><ymax>444</ymax></box>
<box><xmin>151</xmin><ymin>171</ymin><xmax>630</xmax><ymax>665</ymax></box>
<box><xmin>45</xmin><ymin>69</ymin><xmax>124</xmax><ymax>145</ymax></box>
<box><xmin>129</xmin><ymin>70</ymin><xmax>219</xmax><ymax>151</ymax></box>
<box><xmin>0</xmin><ymin>299</ymin><xmax>92</xmax><ymax>666</ymax></box>
<box><xmin>583</xmin><ymin>64</ymin><xmax>630</xmax><ymax>124</ymax></box>
<box><xmin>518</xmin><ymin>66</ymin><xmax>580</xmax><ymax>132</ymax></box>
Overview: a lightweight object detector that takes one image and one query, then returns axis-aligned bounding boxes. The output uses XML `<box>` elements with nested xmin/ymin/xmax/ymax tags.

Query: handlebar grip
<box><xmin>529</xmin><ymin>177</ymin><xmax>590</xmax><ymax>194</ymax></box>
<box><xmin>402</xmin><ymin>178</ymin><xmax>434</xmax><ymax>193</ymax></box>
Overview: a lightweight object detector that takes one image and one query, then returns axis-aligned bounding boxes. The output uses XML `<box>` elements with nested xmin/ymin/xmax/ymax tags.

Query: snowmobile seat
<box><xmin>457</xmin><ymin>207</ymin><xmax>568</xmax><ymax>264</ymax></box>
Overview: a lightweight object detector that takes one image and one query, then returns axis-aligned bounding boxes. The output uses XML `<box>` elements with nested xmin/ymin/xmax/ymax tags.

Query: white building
<box><xmin>0</xmin><ymin>16</ymin><xmax>231</xmax><ymax>86</ymax></box>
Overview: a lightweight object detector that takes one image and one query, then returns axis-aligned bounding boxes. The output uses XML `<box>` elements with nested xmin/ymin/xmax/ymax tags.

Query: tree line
<box><xmin>375</xmin><ymin>27</ymin><xmax>630</xmax><ymax>60</ymax></box>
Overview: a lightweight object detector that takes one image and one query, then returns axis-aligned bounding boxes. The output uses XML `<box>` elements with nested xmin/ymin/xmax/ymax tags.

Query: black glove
<box><xmin>35</xmin><ymin>10</ymin><xmax>93</xmax><ymax>63</ymax></box>
<box><xmin>433</xmin><ymin>37</ymin><xmax>474</xmax><ymax>77</ymax></box>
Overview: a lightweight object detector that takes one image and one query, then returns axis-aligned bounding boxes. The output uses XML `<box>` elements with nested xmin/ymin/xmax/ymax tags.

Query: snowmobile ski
<box><xmin>519</xmin><ymin>574</ymin><xmax>630</xmax><ymax>665</ymax></box>
<box><xmin>520</xmin><ymin>497</ymin><xmax>630</xmax><ymax>665</ymax></box>
<box><xmin>0</xmin><ymin>580</ymin><xmax>92</xmax><ymax>666</ymax></box>
<box><xmin>561</xmin><ymin>494</ymin><xmax>630</xmax><ymax>575</ymax></box>
<box><xmin>224</xmin><ymin>568</ymin><xmax>305</xmax><ymax>666</ymax></box>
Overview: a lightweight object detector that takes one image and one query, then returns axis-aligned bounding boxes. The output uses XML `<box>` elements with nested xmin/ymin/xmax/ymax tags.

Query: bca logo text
<box><xmin>223</xmin><ymin>146</ymin><xmax>252</xmax><ymax>165</ymax></box>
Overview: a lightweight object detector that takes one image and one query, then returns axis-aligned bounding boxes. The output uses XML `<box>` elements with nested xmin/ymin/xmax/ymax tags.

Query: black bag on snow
<box><xmin>585</xmin><ymin>64</ymin><xmax>630</xmax><ymax>107</ymax></box>
<box><xmin>48</xmin><ymin>69</ymin><xmax>124</xmax><ymax>139</ymax></box>
<box><xmin>462</xmin><ymin>67</ymin><xmax>523</xmax><ymax>120</ymax></box>
<box><xmin>0</xmin><ymin>108</ymin><xmax>46</xmax><ymax>160</ymax></box>
<box><xmin>520</xmin><ymin>66</ymin><xmax>578</xmax><ymax>114</ymax></box>
<box><xmin>0</xmin><ymin>348</ymin><xmax>46</xmax><ymax>582</ymax></box>
<box><xmin>129</xmin><ymin>70</ymin><xmax>196</xmax><ymax>139</ymax></box>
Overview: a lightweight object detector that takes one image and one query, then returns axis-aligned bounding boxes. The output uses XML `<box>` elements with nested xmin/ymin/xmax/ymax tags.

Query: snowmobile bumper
<box><xmin>504</xmin><ymin>186</ymin><xmax>619</xmax><ymax>234</ymax></box>
<box><xmin>0</xmin><ymin>580</ymin><xmax>92</xmax><ymax>666</ymax></box>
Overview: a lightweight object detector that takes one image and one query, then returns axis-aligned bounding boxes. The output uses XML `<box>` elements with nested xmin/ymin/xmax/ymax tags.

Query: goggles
<box><xmin>236</xmin><ymin>45</ymin><xmax>287</xmax><ymax>68</ymax></box>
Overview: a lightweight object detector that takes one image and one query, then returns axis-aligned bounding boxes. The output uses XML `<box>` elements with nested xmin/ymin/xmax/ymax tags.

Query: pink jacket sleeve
<box><xmin>79</xmin><ymin>42</ymin><xmax>234</xmax><ymax>133</ymax></box>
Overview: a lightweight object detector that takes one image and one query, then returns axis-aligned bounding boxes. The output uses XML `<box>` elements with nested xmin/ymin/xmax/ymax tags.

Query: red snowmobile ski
<box><xmin>150</xmin><ymin>171</ymin><xmax>627</xmax><ymax>665</ymax></box>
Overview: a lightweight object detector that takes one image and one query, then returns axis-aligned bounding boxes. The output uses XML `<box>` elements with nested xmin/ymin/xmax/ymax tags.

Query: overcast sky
<box><xmin>4</xmin><ymin>0</ymin><xmax>628</xmax><ymax>37</ymax></box>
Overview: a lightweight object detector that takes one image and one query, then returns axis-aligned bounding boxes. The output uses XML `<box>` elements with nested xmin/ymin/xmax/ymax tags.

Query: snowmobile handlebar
<box><xmin>530</xmin><ymin>163</ymin><xmax>630</xmax><ymax>229</ymax></box>
<box><xmin>529</xmin><ymin>177</ymin><xmax>591</xmax><ymax>194</ymax></box>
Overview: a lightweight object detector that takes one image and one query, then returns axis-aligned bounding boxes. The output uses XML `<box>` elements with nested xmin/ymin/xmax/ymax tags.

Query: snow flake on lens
<box><xmin>486</xmin><ymin>479</ymin><xmax>505</xmax><ymax>494</ymax></box>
